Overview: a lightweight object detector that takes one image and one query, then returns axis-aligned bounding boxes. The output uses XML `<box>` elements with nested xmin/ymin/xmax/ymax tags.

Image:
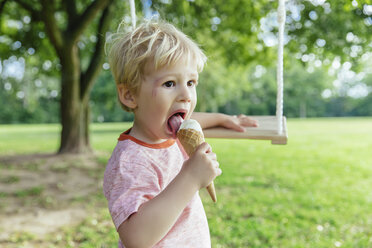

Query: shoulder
<box><xmin>107</xmin><ymin>139</ymin><xmax>156</xmax><ymax>172</ymax></box>
<box><xmin>104</xmin><ymin>138</ymin><xmax>185</xmax><ymax>186</ymax></box>
<box><xmin>103</xmin><ymin>140</ymin><xmax>157</xmax><ymax>196</ymax></box>
<box><xmin>105</xmin><ymin>139</ymin><xmax>182</xmax><ymax>176</ymax></box>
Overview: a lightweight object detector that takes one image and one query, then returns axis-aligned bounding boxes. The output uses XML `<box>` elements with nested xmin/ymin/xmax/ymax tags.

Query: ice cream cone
<box><xmin>177</xmin><ymin>129</ymin><xmax>204</xmax><ymax>155</ymax></box>
<box><xmin>206</xmin><ymin>181</ymin><xmax>217</xmax><ymax>202</ymax></box>
<box><xmin>177</xmin><ymin>125</ymin><xmax>217</xmax><ymax>203</ymax></box>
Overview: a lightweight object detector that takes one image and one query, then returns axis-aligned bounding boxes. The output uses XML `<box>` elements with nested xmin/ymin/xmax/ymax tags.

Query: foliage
<box><xmin>0</xmin><ymin>0</ymin><xmax>121</xmax><ymax>153</ymax></box>
<box><xmin>90</xmin><ymin>70</ymin><xmax>134</xmax><ymax>122</ymax></box>
<box><xmin>2</xmin><ymin>56</ymin><xmax>371</xmax><ymax>124</ymax></box>
<box><xmin>287</xmin><ymin>0</ymin><xmax>372</xmax><ymax>70</ymax></box>
<box><xmin>152</xmin><ymin>0</ymin><xmax>275</xmax><ymax>66</ymax></box>
<box><xmin>0</xmin><ymin>0</ymin><xmax>371</xmax><ymax>127</ymax></box>
<box><xmin>152</xmin><ymin>0</ymin><xmax>372</xmax><ymax>69</ymax></box>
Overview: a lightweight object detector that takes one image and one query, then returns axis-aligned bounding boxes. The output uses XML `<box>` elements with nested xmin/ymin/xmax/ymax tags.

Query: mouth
<box><xmin>167</xmin><ymin>110</ymin><xmax>187</xmax><ymax>137</ymax></box>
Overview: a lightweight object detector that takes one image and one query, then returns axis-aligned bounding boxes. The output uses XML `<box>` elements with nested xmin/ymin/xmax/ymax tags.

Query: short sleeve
<box><xmin>104</xmin><ymin>160</ymin><xmax>161</xmax><ymax>230</ymax></box>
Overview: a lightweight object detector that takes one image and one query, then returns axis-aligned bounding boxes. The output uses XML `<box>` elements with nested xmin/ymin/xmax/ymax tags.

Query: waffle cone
<box><xmin>206</xmin><ymin>181</ymin><xmax>217</xmax><ymax>202</ymax></box>
<box><xmin>177</xmin><ymin>129</ymin><xmax>204</xmax><ymax>155</ymax></box>
<box><xmin>177</xmin><ymin>128</ymin><xmax>217</xmax><ymax>202</ymax></box>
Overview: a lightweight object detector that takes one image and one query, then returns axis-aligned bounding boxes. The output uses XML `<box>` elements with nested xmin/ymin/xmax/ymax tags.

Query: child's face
<box><xmin>131</xmin><ymin>57</ymin><xmax>198</xmax><ymax>143</ymax></box>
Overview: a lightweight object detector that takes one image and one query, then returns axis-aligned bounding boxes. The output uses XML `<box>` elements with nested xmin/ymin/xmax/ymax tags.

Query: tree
<box><xmin>151</xmin><ymin>0</ymin><xmax>371</xmax><ymax>67</ymax></box>
<box><xmin>1</xmin><ymin>0</ymin><xmax>114</xmax><ymax>153</ymax></box>
<box><xmin>1</xmin><ymin>0</ymin><xmax>371</xmax><ymax>153</ymax></box>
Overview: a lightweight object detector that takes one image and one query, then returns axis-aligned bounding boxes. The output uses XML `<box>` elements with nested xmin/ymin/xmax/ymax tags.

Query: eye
<box><xmin>187</xmin><ymin>80</ymin><xmax>197</xmax><ymax>87</ymax></box>
<box><xmin>163</xmin><ymin>81</ymin><xmax>175</xmax><ymax>88</ymax></box>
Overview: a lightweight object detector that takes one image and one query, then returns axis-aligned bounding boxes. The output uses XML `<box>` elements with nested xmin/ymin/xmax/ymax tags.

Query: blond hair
<box><xmin>106</xmin><ymin>20</ymin><xmax>207</xmax><ymax>112</ymax></box>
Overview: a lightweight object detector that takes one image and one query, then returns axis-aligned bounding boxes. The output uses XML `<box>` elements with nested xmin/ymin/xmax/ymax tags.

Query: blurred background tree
<box><xmin>1</xmin><ymin>0</ymin><xmax>371</xmax><ymax>154</ymax></box>
<box><xmin>1</xmin><ymin>0</ymin><xmax>117</xmax><ymax>153</ymax></box>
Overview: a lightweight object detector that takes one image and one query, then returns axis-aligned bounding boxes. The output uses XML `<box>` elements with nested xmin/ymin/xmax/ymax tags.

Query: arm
<box><xmin>191</xmin><ymin>112</ymin><xmax>258</xmax><ymax>132</ymax></box>
<box><xmin>118</xmin><ymin>143</ymin><xmax>220</xmax><ymax>248</ymax></box>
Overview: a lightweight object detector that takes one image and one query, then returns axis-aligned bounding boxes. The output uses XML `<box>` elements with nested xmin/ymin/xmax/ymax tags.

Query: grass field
<box><xmin>0</xmin><ymin>118</ymin><xmax>371</xmax><ymax>247</ymax></box>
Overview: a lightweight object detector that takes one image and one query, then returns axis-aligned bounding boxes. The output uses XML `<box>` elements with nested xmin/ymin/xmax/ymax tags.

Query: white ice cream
<box><xmin>179</xmin><ymin>119</ymin><xmax>203</xmax><ymax>133</ymax></box>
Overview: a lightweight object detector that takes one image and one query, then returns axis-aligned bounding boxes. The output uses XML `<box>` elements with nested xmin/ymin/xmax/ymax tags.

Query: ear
<box><xmin>117</xmin><ymin>84</ymin><xmax>137</xmax><ymax>109</ymax></box>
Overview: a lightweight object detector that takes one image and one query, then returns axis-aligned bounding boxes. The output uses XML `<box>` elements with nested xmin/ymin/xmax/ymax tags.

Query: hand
<box><xmin>182</xmin><ymin>142</ymin><xmax>221</xmax><ymax>189</ymax></box>
<box><xmin>221</xmin><ymin>114</ymin><xmax>258</xmax><ymax>132</ymax></box>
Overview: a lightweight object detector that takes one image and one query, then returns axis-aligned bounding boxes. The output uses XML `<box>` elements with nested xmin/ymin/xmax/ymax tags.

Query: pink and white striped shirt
<box><xmin>103</xmin><ymin>130</ymin><xmax>211</xmax><ymax>248</ymax></box>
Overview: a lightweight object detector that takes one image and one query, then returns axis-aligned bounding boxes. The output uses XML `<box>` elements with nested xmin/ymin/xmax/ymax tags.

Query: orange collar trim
<box><xmin>118</xmin><ymin>128</ymin><xmax>176</xmax><ymax>149</ymax></box>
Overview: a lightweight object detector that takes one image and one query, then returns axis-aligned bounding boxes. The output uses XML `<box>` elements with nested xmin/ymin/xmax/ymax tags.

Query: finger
<box><xmin>196</xmin><ymin>142</ymin><xmax>212</xmax><ymax>153</ymax></box>
<box><xmin>216</xmin><ymin>168</ymin><xmax>222</xmax><ymax>176</ymax></box>
<box><xmin>224</xmin><ymin>120</ymin><xmax>245</xmax><ymax>132</ymax></box>
<box><xmin>204</xmin><ymin>143</ymin><xmax>213</xmax><ymax>153</ymax></box>
<box><xmin>240</xmin><ymin>117</ymin><xmax>259</xmax><ymax>127</ymax></box>
<box><xmin>207</xmin><ymin>152</ymin><xmax>217</xmax><ymax>161</ymax></box>
<box><xmin>230</xmin><ymin>123</ymin><xmax>245</xmax><ymax>132</ymax></box>
<box><xmin>249</xmin><ymin>119</ymin><xmax>259</xmax><ymax>127</ymax></box>
<box><xmin>245</xmin><ymin>120</ymin><xmax>258</xmax><ymax>127</ymax></box>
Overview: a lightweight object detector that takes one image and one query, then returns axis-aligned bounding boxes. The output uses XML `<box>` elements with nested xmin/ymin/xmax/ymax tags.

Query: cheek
<box><xmin>192</xmin><ymin>88</ymin><xmax>197</xmax><ymax>102</ymax></box>
<box><xmin>152</xmin><ymin>88</ymin><xmax>157</xmax><ymax>97</ymax></box>
<box><xmin>191</xmin><ymin>90</ymin><xmax>197</xmax><ymax>109</ymax></box>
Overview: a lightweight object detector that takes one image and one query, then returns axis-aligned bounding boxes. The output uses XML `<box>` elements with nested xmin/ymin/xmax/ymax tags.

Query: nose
<box><xmin>177</xmin><ymin>83</ymin><xmax>192</xmax><ymax>103</ymax></box>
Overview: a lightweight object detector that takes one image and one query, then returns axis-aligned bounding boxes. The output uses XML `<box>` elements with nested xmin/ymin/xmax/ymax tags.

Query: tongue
<box><xmin>169</xmin><ymin>114</ymin><xmax>183</xmax><ymax>138</ymax></box>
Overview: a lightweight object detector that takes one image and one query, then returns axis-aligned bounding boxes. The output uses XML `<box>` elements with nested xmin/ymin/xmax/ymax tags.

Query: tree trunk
<box><xmin>59</xmin><ymin>44</ymin><xmax>91</xmax><ymax>154</ymax></box>
<box><xmin>8</xmin><ymin>0</ymin><xmax>113</xmax><ymax>154</ymax></box>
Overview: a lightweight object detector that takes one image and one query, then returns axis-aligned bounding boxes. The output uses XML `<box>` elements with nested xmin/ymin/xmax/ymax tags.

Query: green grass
<box><xmin>0</xmin><ymin>118</ymin><xmax>372</xmax><ymax>247</ymax></box>
<box><xmin>0</xmin><ymin>122</ymin><xmax>132</xmax><ymax>155</ymax></box>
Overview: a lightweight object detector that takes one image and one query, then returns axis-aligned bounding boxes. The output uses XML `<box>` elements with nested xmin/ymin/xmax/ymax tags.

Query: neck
<box><xmin>130</xmin><ymin>120</ymin><xmax>168</xmax><ymax>144</ymax></box>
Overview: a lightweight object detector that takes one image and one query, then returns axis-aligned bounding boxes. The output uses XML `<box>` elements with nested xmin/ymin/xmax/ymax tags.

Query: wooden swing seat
<box><xmin>203</xmin><ymin>115</ymin><xmax>288</xmax><ymax>145</ymax></box>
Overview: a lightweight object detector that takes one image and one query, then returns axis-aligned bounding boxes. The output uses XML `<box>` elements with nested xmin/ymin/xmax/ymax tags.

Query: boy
<box><xmin>104</xmin><ymin>20</ymin><xmax>257</xmax><ymax>248</ymax></box>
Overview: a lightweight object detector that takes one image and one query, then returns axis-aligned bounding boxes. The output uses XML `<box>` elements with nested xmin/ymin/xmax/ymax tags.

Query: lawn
<box><xmin>0</xmin><ymin>118</ymin><xmax>371</xmax><ymax>247</ymax></box>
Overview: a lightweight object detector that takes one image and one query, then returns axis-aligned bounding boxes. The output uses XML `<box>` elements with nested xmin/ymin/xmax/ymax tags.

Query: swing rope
<box><xmin>129</xmin><ymin>0</ymin><xmax>136</xmax><ymax>29</ymax></box>
<box><xmin>276</xmin><ymin>0</ymin><xmax>286</xmax><ymax>135</ymax></box>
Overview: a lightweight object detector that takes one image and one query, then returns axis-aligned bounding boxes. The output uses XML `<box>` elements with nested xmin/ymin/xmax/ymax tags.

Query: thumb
<box><xmin>195</xmin><ymin>142</ymin><xmax>211</xmax><ymax>154</ymax></box>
